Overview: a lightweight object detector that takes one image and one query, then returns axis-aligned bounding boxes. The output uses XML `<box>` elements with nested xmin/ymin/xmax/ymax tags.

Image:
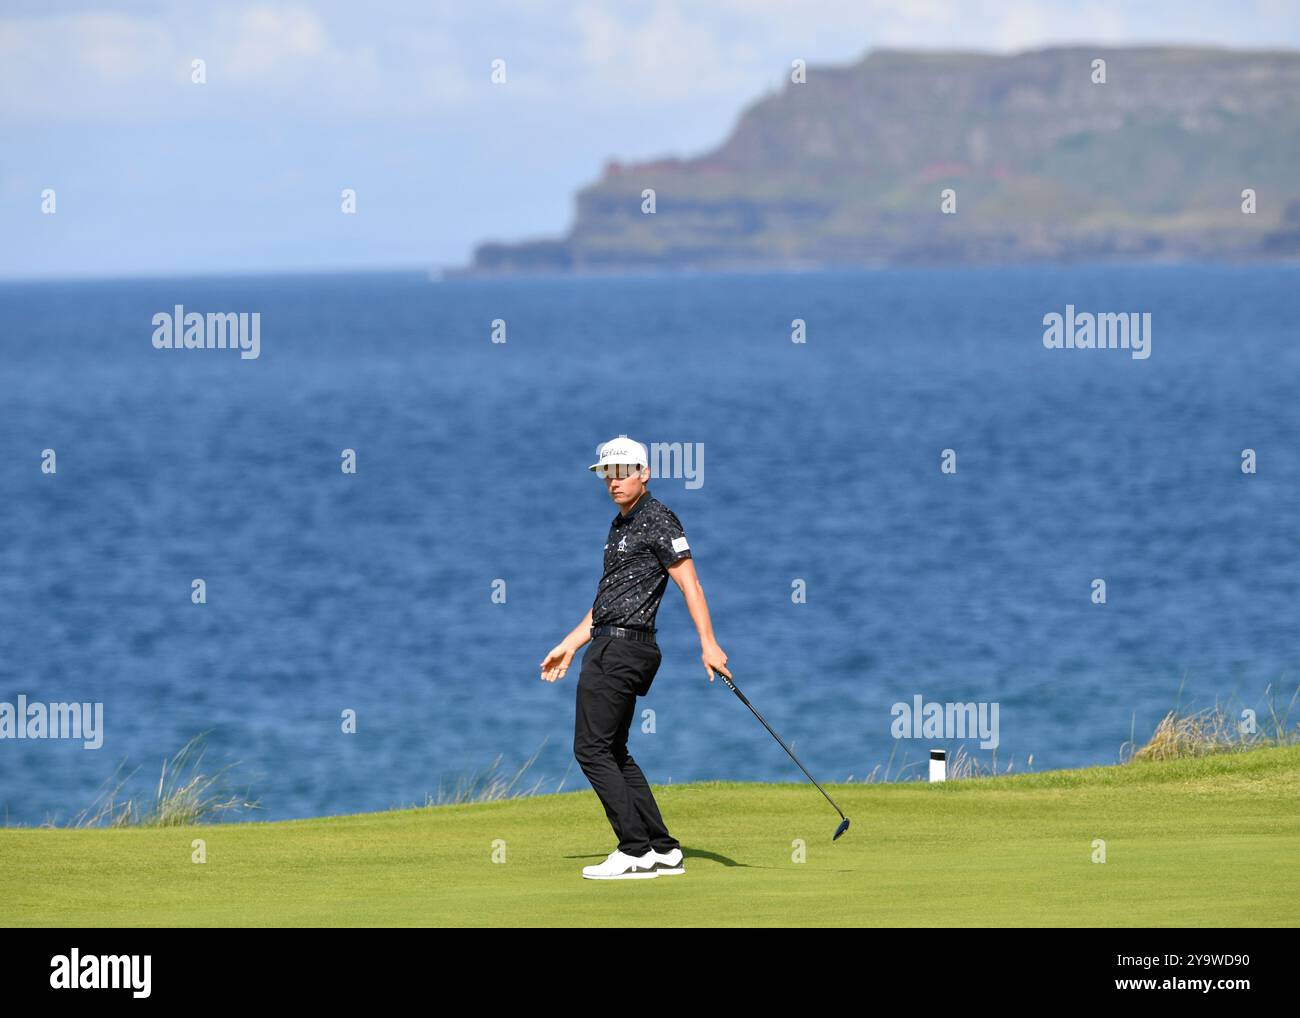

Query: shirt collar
<box><xmin>613</xmin><ymin>489</ymin><xmax>654</xmax><ymax>525</ymax></box>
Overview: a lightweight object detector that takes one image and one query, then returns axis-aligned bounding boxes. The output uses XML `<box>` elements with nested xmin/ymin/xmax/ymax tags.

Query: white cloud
<box><xmin>0</xmin><ymin>2</ymin><xmax>468</xmax><ymax>123</ymax></box>
<box><xmin>75</xmin><ymin>13</ymin><xmax>172</xmax><ymax>79</ymax></box>
<box><xmin>573</xmin><ymin>0</ymin><xmax>771</xmax><ymax>102</ymax></box>
<box><xmin>225</xmin><ymin>6</ymin><xmax>329</xmax><ymax>79</ymax></box>
<box><xmin>0</xmin><ymin>11</ymin><xmax>173</xmax><ymax>111</ymax></box>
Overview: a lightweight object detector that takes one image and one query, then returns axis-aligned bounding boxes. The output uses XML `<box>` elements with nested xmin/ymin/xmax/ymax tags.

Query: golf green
<box><xmin>4</xmin><ymin>743</ymin><xmax>1297</xmax><ymax>927</ymax></box>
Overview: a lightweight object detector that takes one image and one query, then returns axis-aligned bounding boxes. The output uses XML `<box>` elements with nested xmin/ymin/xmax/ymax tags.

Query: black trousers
<box><xmin>573</xmin><ymin>635</ymin><xmax>680</xmax><ymax>857</ymax></box>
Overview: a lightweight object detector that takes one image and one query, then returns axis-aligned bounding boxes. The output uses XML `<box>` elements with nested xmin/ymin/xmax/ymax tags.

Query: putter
<box><xmin>717</xmin><ymin>669</ymin><xmax>851</xmax><ymax>840</ymax></box>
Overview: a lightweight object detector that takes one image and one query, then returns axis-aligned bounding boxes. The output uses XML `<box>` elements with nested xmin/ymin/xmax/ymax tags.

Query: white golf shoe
<box><xmin>581</xmin><ymin>849</ymin><xmax>660</xmax><ymax>879</ymax></box>
<box><xmin>648</xmin><ymin>847</ymin><xmax>685</xmax><ymax>875</ymax></box>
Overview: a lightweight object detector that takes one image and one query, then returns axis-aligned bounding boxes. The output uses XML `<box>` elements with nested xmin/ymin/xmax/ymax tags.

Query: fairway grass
<box><xmin>4</xmin><ymin>744</ymin><xmax>1298</xmax><ymax>927</ymax></box>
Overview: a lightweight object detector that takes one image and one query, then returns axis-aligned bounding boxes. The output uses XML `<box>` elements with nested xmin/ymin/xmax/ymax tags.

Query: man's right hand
<box><xmin>540</xmin><ymin>642</ymin><xmax>577</xmax><ymax>683</ymax></box>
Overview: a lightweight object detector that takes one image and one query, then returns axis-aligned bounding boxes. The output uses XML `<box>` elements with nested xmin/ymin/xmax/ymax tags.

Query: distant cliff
<box><xmin>453</xmin><ymin>46</ymin><xmax>1300</xmax><ymax>275</ymax></box>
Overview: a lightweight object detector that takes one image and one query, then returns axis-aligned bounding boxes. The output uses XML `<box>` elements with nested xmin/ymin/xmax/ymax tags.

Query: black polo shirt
<box><xmin>590</xmin><ymin>490</ymin><xmax>692</xmax><ymax>632</ymax></box>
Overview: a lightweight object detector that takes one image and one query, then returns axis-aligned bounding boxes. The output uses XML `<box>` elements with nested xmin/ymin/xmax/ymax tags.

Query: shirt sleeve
<box><xmin>649</xmin><ymin>508</ymin><xmax>692</xmax><ymax>569</ymax></box>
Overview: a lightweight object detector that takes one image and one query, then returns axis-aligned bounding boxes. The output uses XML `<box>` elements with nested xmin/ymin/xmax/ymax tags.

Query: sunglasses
<box><xmin>595</xmin><ymin>463</ymin><xmax>646</xmax><ymax>480</ymax></box>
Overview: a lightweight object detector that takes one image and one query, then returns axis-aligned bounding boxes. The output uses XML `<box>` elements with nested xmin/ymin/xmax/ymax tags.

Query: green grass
<box><xmin>4</xmin><ymin>743</ymin><xmax>1297</xmax><ymax>927</ymax></box>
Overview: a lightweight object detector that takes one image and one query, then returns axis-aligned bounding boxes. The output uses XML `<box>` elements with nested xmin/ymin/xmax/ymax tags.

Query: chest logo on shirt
<box><xmin>617</xmin><ymin>535</ymin><xmax>628</xmax><ymax>552</ymax></box>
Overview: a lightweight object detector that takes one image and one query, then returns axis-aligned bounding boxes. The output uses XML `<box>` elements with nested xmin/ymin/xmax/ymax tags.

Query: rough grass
<box><xmin>63</xmin><ymin>732</ymin><xmax>260</xmax><ymax>828</ymax></box>
<box><xmin>17</xmin><ymin>683</ymin><xmax>1298</xmax><ymax>827</ymax></box>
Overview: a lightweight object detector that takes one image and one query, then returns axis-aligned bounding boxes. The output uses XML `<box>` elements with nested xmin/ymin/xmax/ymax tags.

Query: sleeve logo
<box><xmin>671</xmin><ymin>536</ymin><xmax>689</xmax><ymax>553</ymax></box>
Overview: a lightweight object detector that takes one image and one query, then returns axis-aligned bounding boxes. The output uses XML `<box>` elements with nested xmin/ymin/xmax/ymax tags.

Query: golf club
<box><xmin>717</xmin><ymin>669</ymin><xmax>851</xmax><ymax>840</ymax></box>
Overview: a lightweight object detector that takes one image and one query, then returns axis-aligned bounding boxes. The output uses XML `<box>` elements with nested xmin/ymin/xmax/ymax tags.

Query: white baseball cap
<box><xmin>588</xmin><ymin>434</ymin><xmax>649</xmax><ymax>472</ymax></box>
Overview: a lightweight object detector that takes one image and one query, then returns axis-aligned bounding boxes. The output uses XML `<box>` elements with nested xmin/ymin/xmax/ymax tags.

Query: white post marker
<box><xmin>929</xmin><ymin>749</ymin><xmax>947</xmax><ymax>783</ymax></box>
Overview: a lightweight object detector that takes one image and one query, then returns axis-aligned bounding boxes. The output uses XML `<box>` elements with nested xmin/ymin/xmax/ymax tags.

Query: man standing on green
<box><xmin>541</xmin><ymin>435</ymin><xmax>731</xmax><ymax>879</ymax></box>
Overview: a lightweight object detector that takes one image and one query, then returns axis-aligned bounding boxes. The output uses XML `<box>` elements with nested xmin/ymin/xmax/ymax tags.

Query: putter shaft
<box><xmin>720</xmin><ymin>671</ymin><xmax>850</xmax><ymax>832</ymax></box>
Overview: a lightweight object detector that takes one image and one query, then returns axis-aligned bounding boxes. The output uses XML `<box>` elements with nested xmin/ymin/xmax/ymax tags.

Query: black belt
<box><xmin>591</xmin><ymin>625</ymin><xmax>657</xmax><ymax>644</ymax></box>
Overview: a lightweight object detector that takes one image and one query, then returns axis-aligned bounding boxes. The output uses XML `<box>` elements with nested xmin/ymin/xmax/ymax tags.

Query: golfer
<box><xmin>540</xmin><ymin>435</ymin><xmax>731</xmax><ymax>879</ymax></box>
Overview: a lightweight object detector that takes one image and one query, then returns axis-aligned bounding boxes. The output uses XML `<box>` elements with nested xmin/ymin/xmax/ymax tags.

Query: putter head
<box><xmin>833</xmin><ymin>817</ymin><xmax>850</xmax><ymax>841</ymax></box>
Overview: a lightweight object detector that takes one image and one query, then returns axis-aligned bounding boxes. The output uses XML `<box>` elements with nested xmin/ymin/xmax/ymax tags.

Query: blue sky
<box><xmin>4</xmin><ymin>0</ymin><xmax>1299</xmax><ymax>279</ymax></box>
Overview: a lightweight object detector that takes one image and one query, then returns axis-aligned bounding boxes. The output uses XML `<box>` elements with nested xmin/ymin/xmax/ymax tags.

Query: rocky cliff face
<box><xmin>458</xmin><ymin>46</ymin><xmax>1300</xmax><ymax>274</ymax></box>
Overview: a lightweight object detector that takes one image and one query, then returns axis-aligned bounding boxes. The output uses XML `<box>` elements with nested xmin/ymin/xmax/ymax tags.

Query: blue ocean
<box><xmin>2</xmin><ymin>264</ymin><xmax>1297</xmax><ymax>826</ymax></box>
